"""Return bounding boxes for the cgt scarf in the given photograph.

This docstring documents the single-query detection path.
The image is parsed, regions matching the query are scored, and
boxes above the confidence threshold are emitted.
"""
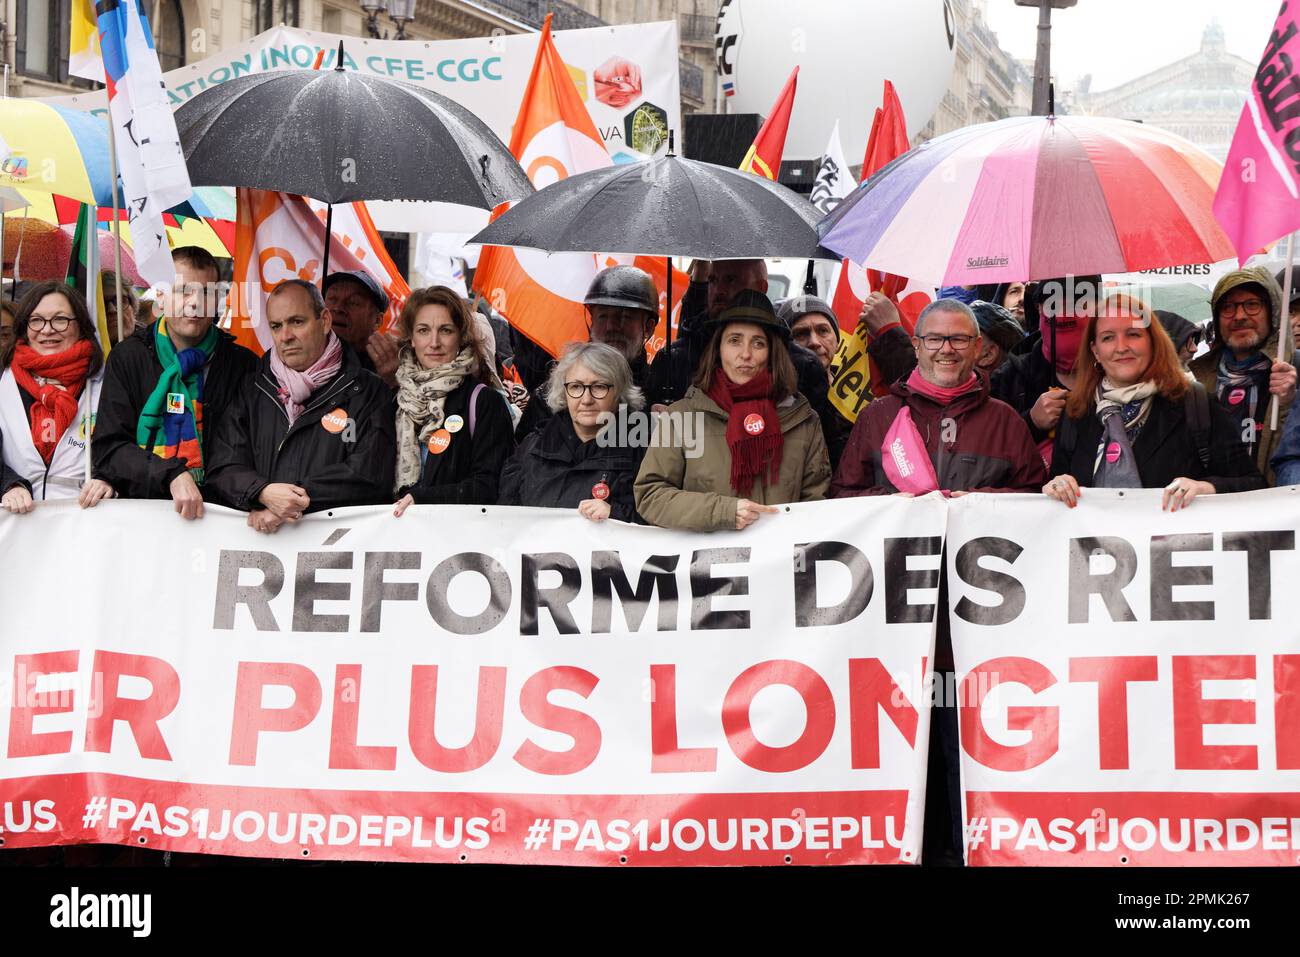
[1092,378,1158,487]
[269,331,343,425]
[706,368,783,497]
[10,340,94,464]
[137,317,218,481]
[394,344,479,493]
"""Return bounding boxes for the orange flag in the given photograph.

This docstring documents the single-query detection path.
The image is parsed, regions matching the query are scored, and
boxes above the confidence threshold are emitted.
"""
[473,14,685,359]
[738,67,798,180]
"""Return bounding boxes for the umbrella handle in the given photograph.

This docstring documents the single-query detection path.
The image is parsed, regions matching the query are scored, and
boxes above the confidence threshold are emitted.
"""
[322,204,334,279]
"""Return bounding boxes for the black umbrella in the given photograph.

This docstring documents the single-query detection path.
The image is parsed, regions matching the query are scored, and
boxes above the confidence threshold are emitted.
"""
[175,44,532,272]
[469,140,835,346]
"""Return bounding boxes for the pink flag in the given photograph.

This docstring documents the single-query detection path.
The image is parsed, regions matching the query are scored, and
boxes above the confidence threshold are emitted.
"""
[1214,2,1300,262]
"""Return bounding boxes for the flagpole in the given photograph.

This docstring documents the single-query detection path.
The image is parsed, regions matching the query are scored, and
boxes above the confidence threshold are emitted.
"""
[106,116,126,346]
[1271,231,1297,432]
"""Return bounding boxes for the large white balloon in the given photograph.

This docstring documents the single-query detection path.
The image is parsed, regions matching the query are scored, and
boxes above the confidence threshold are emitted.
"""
[715,0,958,163]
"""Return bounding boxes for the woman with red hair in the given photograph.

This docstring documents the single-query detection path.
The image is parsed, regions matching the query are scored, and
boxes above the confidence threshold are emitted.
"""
[1044,294,1263,511]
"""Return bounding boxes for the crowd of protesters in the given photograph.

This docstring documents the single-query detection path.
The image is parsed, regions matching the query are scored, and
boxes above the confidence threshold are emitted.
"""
[1,246,1296,531]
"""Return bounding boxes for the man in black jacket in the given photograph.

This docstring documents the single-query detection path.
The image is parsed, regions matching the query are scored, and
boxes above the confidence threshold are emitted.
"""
[93,246,258,518]
[206,280,395,533]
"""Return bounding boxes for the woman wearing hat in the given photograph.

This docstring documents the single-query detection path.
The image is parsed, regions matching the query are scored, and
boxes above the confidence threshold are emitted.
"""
[635,290,831,532]
[0,281,114,512]
[391,286,514,516]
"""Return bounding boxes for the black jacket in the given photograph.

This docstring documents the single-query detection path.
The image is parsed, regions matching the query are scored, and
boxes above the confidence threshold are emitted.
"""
[990,345,1060,444]
[400,377,513,504]
[1050,392,1265,494]
[516,351,650,439]
[498,410,644,522]
[92,322,258,499]
[206,346,396,512]
[0,428,29,494]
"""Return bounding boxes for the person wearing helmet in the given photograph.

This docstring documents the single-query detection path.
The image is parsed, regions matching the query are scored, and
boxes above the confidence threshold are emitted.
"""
[515,265,660,438]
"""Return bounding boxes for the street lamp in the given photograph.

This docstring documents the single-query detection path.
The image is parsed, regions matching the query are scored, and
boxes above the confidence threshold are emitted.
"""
[360,0,416,40]
[1014,0,1078,116]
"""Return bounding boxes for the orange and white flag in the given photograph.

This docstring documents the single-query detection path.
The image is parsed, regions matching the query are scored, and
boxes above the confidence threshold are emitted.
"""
[230,188,410,355]
[473,13,684,359]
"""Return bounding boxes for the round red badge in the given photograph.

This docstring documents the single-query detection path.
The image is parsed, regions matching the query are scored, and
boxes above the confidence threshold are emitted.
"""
[1228,387,1246,405]
[1105,441,1122,464]
[743,413,765,436]
[427,429,451,454]
[591,482,610,500]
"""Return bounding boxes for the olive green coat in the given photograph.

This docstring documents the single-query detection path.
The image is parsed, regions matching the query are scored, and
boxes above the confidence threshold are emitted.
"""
[634,386,831,532]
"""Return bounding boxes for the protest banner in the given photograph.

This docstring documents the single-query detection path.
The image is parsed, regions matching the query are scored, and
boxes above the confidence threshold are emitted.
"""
[0,497,939,865]
[946,488,1300,866]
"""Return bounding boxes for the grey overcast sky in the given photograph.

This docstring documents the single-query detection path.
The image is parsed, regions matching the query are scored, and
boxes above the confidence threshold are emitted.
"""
[981,0,1282,92]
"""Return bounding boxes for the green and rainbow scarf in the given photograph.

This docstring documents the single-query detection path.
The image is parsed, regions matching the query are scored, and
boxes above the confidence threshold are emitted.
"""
[137,318,218,482]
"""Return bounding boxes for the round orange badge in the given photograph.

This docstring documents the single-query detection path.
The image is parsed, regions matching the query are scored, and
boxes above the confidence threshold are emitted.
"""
[743,413,765,436]
[427,429,452,454]
[321,408,349,433]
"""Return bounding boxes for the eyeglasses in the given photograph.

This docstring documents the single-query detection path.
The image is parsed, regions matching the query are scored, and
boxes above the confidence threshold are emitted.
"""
[1219,299,1267,319]
[27,315,74,333]
[565,381,613,399]
[916,334,976,351]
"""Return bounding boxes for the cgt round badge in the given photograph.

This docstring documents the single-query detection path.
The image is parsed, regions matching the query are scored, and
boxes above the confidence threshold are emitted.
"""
[1228,387,1246,405]
[743,412,766,436]
[1105,441,1122,464]
[592,481,610,500]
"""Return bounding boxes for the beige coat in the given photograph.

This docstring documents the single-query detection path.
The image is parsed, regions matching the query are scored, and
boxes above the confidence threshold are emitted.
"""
[634,386,831,531]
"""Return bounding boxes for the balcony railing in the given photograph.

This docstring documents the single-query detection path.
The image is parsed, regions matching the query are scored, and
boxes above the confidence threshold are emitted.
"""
[475,0,605,30]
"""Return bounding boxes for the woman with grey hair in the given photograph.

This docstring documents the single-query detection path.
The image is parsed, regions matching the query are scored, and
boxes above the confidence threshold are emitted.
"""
[498,341,646,522]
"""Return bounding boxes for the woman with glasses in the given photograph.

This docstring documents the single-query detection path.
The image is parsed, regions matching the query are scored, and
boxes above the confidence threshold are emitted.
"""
[1045,294,1263,510]
[0,281,116,512]
[498,342,646,522]
[391,286,514,517]
[635,290,831,532]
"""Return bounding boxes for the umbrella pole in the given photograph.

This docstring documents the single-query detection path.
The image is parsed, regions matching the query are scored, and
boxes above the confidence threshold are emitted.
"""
[1269,231,1297,432]
[322,204,334,279]
[665,256,672,351]
[1050,315,1057,382]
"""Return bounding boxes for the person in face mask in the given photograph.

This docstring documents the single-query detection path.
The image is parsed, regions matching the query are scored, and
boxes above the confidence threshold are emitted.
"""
[990,274,1102,468]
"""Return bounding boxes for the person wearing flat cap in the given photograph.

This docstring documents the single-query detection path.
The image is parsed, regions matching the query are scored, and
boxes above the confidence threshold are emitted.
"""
[635,289,831,532]
[969,299,1024,376]
[323,270,399,389]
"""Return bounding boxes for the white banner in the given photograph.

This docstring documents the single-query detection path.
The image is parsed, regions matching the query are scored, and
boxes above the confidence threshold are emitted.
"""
[0,498,939,865]
[947,488,1300,866]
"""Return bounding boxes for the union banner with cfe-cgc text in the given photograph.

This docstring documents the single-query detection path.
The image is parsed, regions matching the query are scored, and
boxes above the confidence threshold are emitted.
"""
[946,487,1300,867]
[0,498,941,865]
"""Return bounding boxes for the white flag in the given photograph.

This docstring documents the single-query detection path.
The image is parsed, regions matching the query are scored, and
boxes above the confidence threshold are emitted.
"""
[809,120,855,216]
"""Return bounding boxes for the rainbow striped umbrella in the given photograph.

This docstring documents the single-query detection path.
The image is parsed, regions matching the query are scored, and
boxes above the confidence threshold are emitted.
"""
[817,115,1236,285]
[0,100,118,205]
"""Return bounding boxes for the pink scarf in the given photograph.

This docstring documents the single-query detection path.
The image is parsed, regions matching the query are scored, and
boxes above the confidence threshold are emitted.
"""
[269,331,344,424]
[906,368,978,404]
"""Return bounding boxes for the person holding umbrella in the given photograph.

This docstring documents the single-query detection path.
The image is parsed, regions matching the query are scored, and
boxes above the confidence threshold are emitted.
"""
[991,274,1103,467]
[1188,267,1297,484]
[499,341,645,523]
[391,286,514,517]
[323,270,399,389]
[92,247,258,518]
[206,279,395,531]
[1044,294,1263,510]
[0,281,112,511]
[635,290,830,531]
[514,265,660,439]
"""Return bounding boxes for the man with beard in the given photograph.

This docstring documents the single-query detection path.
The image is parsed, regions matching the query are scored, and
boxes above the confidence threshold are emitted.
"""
[1190,267,1296,483]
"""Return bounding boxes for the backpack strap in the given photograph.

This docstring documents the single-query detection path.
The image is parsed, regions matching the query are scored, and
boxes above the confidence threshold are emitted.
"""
[468,382,487,439]
[1184,381,1212,471]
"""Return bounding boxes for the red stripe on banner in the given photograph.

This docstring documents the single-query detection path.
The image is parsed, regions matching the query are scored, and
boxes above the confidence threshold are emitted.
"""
[0,774,917,866]
[964,791,1300,866]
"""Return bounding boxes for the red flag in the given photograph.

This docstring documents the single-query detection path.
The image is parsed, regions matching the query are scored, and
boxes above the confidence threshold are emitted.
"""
[739,67,798,180]
[829,80,930,400]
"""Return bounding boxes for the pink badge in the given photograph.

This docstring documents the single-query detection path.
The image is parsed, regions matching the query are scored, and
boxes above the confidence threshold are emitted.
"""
[1105,442,1122,464]
[1228,387,1246,405]
[743,413,765,436]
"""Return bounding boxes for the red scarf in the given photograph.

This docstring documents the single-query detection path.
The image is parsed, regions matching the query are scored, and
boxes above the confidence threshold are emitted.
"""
[906,368,978,404]
[706,368,784,497]
[10,340,94,464]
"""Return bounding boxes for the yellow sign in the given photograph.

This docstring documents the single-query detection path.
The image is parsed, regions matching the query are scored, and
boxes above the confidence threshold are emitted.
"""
[827,327,874,423]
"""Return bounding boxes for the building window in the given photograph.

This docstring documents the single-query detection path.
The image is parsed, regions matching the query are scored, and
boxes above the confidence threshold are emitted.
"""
[255,0,300,33]
[16,0,66,82]
[155,0,186,73]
